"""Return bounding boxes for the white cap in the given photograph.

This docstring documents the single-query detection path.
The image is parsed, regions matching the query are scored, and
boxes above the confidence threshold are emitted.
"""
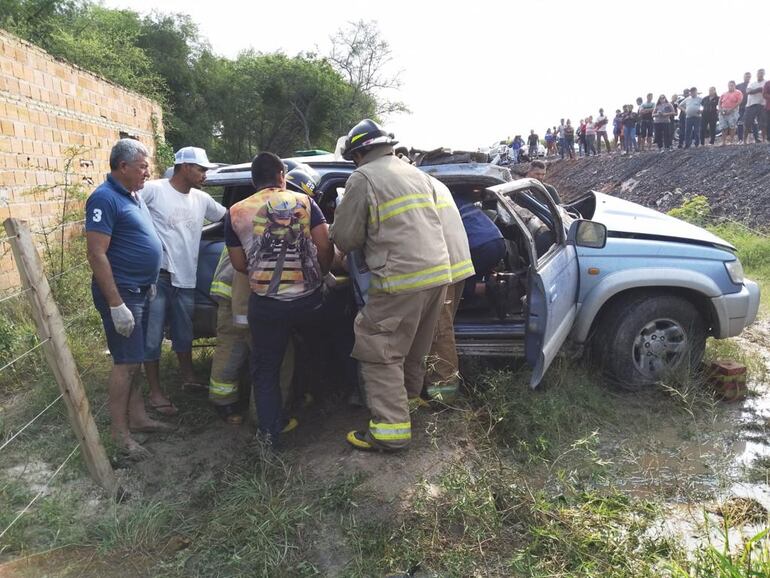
[174,146,217,168]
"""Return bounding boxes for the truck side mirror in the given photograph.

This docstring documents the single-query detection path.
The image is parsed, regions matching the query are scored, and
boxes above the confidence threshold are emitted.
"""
[568,220,607,249]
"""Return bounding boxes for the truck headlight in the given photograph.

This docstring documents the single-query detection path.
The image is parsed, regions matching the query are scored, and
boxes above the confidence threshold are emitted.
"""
[725,259,744,285]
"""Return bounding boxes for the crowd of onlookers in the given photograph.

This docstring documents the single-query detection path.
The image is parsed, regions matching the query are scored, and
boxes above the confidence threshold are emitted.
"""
[502,68,768,163]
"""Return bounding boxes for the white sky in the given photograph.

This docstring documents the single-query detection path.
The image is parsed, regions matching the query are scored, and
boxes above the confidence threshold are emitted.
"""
[104,0,768,153]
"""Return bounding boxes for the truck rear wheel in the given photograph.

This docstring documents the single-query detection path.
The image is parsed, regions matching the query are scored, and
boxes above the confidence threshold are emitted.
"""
[593,294,706,390]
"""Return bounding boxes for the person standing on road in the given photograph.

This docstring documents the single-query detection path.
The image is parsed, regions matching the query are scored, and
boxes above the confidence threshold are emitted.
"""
[527,130,539,159]
[563,119,576,159]
[596,108,611,154]
[763,74,770,142]
[140,147,225,416]
[700,87,720,146]
[653,95,675,151]
[612,109,623,151]
[680,87,703,148]
[735,71,752,143]
[743,68,766,144]
[330,119,451,452]
[226,152,333,447]
[638,93,656,151]
[719,80,743,146]
[621,104,639,155]
[584,116,598,156]
[86,139,167,459]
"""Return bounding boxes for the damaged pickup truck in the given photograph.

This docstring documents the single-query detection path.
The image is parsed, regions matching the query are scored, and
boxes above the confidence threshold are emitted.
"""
[195,153,760,390]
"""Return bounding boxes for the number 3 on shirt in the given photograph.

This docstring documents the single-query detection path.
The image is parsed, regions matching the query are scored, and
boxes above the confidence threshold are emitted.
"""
[92,208,102,223]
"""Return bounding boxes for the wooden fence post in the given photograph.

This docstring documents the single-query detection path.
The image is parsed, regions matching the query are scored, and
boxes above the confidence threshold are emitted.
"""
[3,218,117,495]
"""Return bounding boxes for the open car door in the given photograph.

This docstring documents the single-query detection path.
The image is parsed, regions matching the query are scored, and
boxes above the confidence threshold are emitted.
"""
[489,179,579,387]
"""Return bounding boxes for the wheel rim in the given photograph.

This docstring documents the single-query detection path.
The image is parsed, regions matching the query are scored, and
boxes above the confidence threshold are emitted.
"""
[631,318,689,380]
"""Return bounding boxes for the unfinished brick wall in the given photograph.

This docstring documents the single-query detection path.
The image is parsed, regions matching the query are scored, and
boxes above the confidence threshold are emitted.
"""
[0,30,163,290]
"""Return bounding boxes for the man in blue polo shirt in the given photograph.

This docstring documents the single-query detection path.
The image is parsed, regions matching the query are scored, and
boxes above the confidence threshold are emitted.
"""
[86,138,166,459]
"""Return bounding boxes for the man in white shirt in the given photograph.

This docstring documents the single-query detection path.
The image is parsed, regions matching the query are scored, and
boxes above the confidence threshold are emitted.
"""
[141,146,226,415]
[743,68,766,144]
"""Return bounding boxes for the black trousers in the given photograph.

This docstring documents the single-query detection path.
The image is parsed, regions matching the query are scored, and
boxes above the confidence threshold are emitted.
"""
[701,114,717,145]
[654,123,672,149]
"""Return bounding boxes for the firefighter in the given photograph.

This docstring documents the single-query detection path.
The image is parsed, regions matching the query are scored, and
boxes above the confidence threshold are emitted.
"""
[330,119,452,452]
[423,176,474,404]
[208,167,320,425]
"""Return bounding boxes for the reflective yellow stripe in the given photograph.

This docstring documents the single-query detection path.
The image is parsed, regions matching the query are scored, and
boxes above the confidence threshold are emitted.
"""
[350,132,366,143]
[369,420,411,441]
[210,280,232,299]
[370,263,452,293]
[370,194,435,223]
[209,379,237,396]
[450,259,475,282]
[435,202,451,210]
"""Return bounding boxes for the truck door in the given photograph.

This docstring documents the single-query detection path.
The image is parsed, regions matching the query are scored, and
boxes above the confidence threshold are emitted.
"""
[491,179,580,387]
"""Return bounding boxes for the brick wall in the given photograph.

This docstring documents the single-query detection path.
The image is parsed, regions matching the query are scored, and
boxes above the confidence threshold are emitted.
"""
[0,30,163,290]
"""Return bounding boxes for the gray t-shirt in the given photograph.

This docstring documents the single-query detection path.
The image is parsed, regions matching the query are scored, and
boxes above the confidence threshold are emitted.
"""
[653,102,674,123]
[680,96,703,117]
[140,179,226,288]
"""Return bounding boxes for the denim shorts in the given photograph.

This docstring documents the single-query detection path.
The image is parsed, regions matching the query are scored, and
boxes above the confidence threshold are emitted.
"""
[720,109,739,129]
[144,271,195,361]
[92,281,150,365]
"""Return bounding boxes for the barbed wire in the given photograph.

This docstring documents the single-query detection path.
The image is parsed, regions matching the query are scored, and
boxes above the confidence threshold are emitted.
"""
[31,219,86,236]
[0,286,33,305]
[0,234,17,244]
[0,443,80,541]
[47,260,88,283]
[0,394,64,453]
[0,338,51,374]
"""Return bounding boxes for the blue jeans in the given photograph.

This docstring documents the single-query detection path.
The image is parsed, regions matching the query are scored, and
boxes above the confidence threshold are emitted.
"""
[92,281,150,365]
[678,115,686,147]
[144,271,195,361]
[623,126,637,153]
[684,116,701,148]
[248,289,324,443]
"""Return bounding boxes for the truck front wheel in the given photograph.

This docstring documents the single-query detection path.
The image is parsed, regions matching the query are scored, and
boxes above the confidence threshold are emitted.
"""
[593,294,706,390]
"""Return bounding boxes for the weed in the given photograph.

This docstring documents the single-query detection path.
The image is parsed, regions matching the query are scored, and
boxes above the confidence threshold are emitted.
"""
[668,524,770,577]
[92,500,178,555]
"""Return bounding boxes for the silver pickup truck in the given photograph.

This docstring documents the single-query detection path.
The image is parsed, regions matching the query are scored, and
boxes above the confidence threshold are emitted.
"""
[195,157,760,390]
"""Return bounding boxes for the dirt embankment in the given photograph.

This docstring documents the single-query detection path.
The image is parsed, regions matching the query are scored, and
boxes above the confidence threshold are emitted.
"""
[531,145,770,227]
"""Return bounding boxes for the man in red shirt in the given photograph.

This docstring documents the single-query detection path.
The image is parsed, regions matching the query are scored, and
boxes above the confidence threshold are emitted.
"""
[719,81,743,145]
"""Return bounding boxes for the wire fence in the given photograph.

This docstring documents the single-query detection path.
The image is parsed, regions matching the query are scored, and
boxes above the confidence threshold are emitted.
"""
[0,219,108,542]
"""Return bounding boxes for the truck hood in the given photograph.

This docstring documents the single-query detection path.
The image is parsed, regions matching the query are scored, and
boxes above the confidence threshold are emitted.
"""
[590,192,734,250]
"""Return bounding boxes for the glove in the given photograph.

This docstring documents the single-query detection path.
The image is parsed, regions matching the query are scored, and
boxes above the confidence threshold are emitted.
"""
[148,284,157,301]
[110,303,135,338]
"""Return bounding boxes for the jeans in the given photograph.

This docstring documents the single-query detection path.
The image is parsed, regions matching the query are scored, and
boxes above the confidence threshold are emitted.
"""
[144,271,195,361]
[558,137,566,159]
[248,289,323,443]
[677,115,686,147]
[701,114,717,145]
[464,238,507,300]
[564,136,575,158]
[585,134,597,156]
[655,122,672,149]
[684,116,701,148]
[623,126,637,153]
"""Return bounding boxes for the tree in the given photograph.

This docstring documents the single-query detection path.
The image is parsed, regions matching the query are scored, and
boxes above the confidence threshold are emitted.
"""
[327,19,408,129]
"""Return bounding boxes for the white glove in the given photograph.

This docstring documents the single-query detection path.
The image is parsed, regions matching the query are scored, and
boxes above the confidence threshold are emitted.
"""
[110,303,135,338]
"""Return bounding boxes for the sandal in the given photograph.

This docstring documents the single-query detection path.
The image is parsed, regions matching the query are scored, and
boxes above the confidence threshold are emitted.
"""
[149,400,178,416]
[214,403,243,425]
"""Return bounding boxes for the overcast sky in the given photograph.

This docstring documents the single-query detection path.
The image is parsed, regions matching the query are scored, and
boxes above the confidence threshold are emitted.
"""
[104,0,768,153]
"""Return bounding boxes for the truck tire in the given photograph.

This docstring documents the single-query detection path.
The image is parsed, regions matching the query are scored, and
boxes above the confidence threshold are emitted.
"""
[592,294,706,390]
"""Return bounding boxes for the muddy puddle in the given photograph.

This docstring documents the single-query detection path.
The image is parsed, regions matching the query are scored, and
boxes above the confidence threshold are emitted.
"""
[609,318,770,554]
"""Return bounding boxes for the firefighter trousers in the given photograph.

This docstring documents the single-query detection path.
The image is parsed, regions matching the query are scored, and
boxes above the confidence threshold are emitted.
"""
[424,280,465,402]
[352,284,447,450]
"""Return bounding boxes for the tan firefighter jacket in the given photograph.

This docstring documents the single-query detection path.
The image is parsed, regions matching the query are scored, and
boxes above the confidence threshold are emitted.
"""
[429,176,475,284]
[330,146,452,295]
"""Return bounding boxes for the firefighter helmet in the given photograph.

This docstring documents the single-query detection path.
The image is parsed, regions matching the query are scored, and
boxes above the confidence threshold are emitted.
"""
[341,119,398,161]
[285,167,321,202]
